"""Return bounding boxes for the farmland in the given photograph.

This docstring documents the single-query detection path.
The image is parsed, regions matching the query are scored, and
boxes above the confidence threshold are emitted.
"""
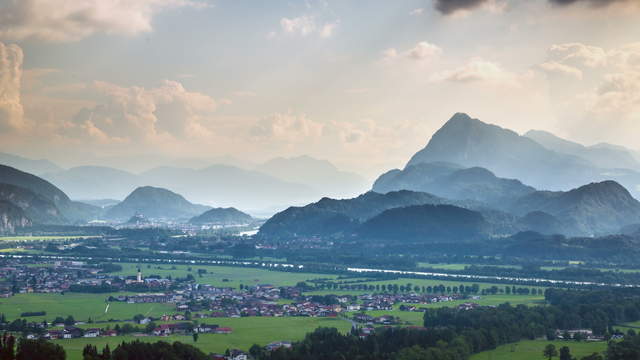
[55,317,351,360]
[469,340,606,360]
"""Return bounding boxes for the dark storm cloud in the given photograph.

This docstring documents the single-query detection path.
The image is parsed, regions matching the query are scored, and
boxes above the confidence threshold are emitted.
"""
[548,0,628,5]
[434,0,488,15]
[433,0,631,15]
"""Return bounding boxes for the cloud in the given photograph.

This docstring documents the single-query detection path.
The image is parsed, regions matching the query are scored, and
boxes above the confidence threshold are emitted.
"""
[0,0,208,42]
[549,43,608,67]
[410,8,425,15]
[433,0,634,15]
[250,112,324,144]
[407,42,443,60]
[279,16,338,38]
[538,61,583,79]
[63,79,219,143]
[0,42,25,131]
[548,0,630,6]
[383,41,442,62]
[434,0,488,15]
[433,57,528,86]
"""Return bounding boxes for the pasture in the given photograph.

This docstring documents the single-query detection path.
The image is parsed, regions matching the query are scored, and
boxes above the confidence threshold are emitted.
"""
[55,317,351,360]
[469,340,606,360]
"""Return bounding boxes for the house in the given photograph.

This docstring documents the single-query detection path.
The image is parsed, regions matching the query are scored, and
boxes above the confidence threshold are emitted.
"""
[84,328,101,337]
[215,327,233,334]
[228,349,248,360]
[265,341,292,351]
[196,324,219,333]
[63,326,83,339]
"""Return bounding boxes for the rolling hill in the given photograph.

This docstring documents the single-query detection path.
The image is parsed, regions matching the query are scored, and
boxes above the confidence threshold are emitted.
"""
[105,186,211,221]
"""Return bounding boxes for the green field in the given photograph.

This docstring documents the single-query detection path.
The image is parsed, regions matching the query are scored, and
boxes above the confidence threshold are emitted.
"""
[470,340,606,360]
[417,263,521,270]
[0,293,175,322]
[55,317,351,360]
[115,263,338,289]
[0,236,99,242]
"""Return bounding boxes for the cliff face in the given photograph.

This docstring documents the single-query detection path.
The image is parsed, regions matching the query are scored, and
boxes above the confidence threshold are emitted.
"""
[0,200,31,234]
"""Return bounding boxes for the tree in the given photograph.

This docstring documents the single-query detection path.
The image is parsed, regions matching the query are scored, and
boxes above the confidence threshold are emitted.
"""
[559,346,572,360]
[544,344,558,360]
[16,339,65,360]
[64,315,75,326]
[192,333,199,343]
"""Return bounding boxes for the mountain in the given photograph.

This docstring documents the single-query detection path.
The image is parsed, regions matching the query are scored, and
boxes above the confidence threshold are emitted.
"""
[189,207,253,225]
[0,153,62,175]
[525,130,640,170]
[258,190,450,240]
[0,165,101,222]
[515,211,566,235]
[42,166,140,200]
[0,200,31,234]
[358,204,489,242]
[256,156,368,199]
[105,186,211,221]
[373,162,535,208]
[511,181,640,236]
[140,165,316,213]
[406,113,640,195]
[0,183,65,224]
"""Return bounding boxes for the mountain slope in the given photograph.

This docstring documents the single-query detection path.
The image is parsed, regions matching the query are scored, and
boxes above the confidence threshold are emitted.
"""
[406,113,640,194]
[0,200,31,234]
[43,166,140,200]
[140,165,316,213]
[0,165,101,222]
[105,186,211,221]
[0,152,62,175]
[525,130,640,170]
[256,155,368,199]
[189,208,253,225]
[373,162,535,208]
[258,190,450,240]
[511,181,640,236]
[0,183,65,224]
[358,204,489,242]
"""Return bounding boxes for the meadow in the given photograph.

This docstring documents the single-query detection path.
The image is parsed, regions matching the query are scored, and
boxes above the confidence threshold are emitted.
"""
[114,262,339,289]
[0,292,175,322]
[55,317,351,360]
[469,340,606,360]
[0,236,99,242]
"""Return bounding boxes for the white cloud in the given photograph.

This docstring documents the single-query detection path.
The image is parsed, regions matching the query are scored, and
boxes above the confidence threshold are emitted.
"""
[63,79,220,143]
[538,61,583,79]
[382,41,442,62]
[433,57,528,86]
[410,8,425,15]
[319,22,339,38]
[0,42,25,131]
[0,0,208,42]
[549,43,608,68]
[407,42,443,60]
[280,16,316,36]
[279,16,338,38]
[250,112,324,144]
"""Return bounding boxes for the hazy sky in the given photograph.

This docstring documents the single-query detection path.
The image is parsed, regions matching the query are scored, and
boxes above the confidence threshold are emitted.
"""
[0,0,639,177]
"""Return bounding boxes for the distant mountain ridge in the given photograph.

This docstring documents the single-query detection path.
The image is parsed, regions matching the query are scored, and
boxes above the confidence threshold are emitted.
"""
[373,162,535,208]
[511,181,640,236]
[105,186,211,221]
[0,153,62,175]
[189,207,253,225]
[525,130,640,171]
[406,113,640,196]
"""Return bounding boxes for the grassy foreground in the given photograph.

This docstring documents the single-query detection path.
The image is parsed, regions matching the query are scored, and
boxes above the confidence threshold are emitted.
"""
[470,340,606,360]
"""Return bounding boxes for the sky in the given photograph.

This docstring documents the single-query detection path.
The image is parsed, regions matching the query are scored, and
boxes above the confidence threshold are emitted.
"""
[0,0,639,178]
